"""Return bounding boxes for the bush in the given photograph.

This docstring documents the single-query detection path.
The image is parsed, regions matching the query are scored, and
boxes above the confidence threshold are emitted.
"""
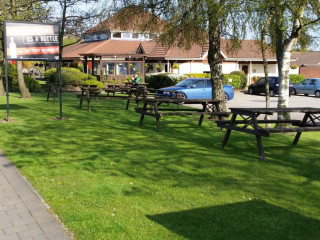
[185,73,211,78]
[223,74,241,89]
[146,73,187,89]
[289,74,305,84]
[83,79,104,88]
[230,71,248,89]
[1,63,40,92]
[44,67,96,85]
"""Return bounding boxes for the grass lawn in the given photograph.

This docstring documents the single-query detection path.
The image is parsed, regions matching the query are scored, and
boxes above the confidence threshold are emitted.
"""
[0,93,320,240]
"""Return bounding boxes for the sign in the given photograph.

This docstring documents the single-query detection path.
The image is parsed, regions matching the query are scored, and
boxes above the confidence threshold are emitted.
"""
[4,21,60,61]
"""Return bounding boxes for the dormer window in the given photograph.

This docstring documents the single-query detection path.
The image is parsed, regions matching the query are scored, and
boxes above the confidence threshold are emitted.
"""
[122,32,131,39]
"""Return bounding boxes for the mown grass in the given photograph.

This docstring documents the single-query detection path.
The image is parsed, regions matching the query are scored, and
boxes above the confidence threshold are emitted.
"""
[0,93,320,240]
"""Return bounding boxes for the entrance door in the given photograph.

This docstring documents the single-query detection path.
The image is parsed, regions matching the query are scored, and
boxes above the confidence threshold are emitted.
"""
[242,65,248,75]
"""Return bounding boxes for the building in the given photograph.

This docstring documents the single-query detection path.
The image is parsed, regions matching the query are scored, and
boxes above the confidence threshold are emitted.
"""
[62,6,297,85]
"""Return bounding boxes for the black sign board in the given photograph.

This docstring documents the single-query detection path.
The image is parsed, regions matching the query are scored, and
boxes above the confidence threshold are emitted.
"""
[4,21,60,61]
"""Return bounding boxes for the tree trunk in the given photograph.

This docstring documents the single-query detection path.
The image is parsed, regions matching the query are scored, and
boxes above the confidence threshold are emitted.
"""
[0,61,5,96]
[16,61,31,98]
[207,4,226,112]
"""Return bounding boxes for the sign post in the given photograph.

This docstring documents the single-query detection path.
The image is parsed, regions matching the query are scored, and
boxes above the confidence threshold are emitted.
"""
[3,21,62,120]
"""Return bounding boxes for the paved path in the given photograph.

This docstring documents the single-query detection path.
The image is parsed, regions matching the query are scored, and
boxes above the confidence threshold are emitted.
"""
[0,152,72,240]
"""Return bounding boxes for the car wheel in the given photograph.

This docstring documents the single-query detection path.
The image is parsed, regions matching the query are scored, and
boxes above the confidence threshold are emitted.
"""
[293,88,297,95]
[177,92,187,99]
[315,91,320,98]
[269,89,275,97]
[224,93,229,102]
[249,88,253,95]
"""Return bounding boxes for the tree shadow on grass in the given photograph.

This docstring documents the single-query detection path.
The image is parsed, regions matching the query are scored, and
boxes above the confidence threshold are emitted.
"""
[0,104,28,110]
[147,200,320,240]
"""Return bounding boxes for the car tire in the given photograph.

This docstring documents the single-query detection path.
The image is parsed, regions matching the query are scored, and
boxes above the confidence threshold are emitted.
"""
[225,93,229,102]
[177,92,187,99]
[293,88,297,95]
[269,89,275,97]
[315,91,320,98]
[249,88,253,95]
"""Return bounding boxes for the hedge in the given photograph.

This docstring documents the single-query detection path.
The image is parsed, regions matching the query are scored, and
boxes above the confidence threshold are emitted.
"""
[83,79,104,88]
[1,63,40,92]
[185,73,210,78]
[224,74,241,89]
[230,71,248,89]
[146,73,186,89]
[44,67,96,85]
[289,74,305,84]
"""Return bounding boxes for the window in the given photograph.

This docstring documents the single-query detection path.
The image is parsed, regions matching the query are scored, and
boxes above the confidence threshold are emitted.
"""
[112,32,121,38]
[130,63,142,75]
[122,32,131,39]
[193,80,205,88]
[103,63,115,75]
[310,79,317,85]
[132,33,139,39]
[300,79,309,85]
[117,62,129,75]
[206,80,212,87]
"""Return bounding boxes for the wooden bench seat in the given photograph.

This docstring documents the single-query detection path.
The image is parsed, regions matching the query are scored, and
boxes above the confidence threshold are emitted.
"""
[216,119,301,126]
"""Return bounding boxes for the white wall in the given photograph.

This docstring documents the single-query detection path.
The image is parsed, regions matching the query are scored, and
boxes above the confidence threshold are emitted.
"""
[250,63,278,78]
[179,62,210,74]
[222,62,239,73]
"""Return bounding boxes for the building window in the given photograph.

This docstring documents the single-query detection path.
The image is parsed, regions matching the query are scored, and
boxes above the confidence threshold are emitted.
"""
[112,32,121,38]
[122,32,131,39]
[117,62,129,75]
[132,33,139,39]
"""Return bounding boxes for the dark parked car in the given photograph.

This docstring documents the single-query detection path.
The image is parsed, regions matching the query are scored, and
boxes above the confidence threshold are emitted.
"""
[248,77,293,97]
[293,78,320,98]
[155,78,234,101]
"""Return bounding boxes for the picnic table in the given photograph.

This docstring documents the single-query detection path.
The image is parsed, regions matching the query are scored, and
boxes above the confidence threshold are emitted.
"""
[217,107,320,160]
[135,98,229,133]
[77,85,153,112]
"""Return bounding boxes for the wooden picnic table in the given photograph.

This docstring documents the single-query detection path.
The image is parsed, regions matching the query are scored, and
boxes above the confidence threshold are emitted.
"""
[77,86,154,112]
[217,107,320,160]
[135,98,229,133]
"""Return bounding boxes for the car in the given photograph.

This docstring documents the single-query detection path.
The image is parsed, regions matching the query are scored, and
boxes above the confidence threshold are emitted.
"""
[155,78,234,101]
[293,78,320,98]
[248,77,294,97]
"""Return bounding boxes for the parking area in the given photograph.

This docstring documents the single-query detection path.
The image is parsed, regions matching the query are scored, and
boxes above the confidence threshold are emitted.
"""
[227,90,319,119]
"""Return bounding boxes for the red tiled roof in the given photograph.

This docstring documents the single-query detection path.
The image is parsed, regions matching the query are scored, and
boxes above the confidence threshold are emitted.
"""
[221,39,276,60]
[62,39,143,58]
[291,52,320,66]
[62,38,280,61]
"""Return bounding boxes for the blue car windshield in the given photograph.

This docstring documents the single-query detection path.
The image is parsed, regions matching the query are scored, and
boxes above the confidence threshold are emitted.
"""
[176,79,195,87]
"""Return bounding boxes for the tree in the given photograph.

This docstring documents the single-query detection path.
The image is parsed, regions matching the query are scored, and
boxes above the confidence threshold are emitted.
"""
[0,0,48,98]
[47,0,100,49]
[266,0,320,119]
[113,1,248,111]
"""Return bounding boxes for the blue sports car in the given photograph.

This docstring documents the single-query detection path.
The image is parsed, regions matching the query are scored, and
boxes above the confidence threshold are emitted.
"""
[155,78,234,101]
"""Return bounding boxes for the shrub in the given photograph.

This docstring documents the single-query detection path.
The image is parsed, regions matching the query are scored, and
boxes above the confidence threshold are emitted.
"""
[146,73,187,89]
[44,67,96,85]
[185,73,211,78]
[1,63,40,92]
[291,64,298,69]
[156,64,163,72]
[230,71,248,89]
[83,79,104,88]
[172,63,179,69]
[289,74,305,84]
[223,74,241,89]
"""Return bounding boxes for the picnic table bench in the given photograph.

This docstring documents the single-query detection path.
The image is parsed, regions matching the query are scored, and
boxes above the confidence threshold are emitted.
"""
[77,86,154,112]
[217,107,320,160]
[135,98,229,133]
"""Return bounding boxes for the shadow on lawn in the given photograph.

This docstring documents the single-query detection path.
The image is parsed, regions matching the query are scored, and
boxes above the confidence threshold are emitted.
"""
[0,104,28,110]
[147,200,320,240]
